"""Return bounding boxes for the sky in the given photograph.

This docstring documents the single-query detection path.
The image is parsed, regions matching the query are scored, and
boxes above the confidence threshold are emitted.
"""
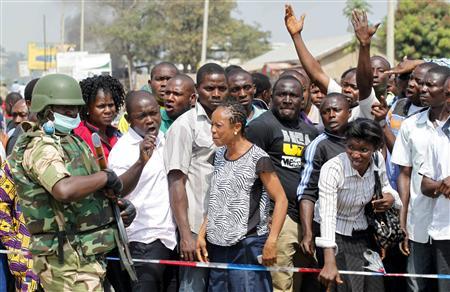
[0,0,389,54]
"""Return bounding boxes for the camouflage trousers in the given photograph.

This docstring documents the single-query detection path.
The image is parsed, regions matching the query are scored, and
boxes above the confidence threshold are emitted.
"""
[32,242,106,292]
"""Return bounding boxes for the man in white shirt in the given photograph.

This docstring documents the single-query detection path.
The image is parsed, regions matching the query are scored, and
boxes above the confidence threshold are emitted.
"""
[392,66,450,292]
[164,63,228,292]
[419,77,450,292]
[109,91,177,291]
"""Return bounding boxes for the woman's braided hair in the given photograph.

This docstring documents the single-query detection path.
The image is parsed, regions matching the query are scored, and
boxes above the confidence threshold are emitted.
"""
[217,100,247,136]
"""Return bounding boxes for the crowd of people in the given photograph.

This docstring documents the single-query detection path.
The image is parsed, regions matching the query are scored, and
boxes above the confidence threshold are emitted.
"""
[0,5,449,292]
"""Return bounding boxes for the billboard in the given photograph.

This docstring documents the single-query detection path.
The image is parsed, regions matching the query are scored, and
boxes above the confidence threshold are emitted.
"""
[56,52,112,81]
[27,43,57,70]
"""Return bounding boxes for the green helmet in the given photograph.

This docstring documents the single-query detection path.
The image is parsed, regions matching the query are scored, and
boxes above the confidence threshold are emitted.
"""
[30,74,85,113]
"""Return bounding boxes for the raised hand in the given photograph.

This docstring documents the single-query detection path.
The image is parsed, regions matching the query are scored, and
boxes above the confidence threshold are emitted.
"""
[351,9,380,46]
[371,95,389,122]
[139,134,156,163]
[284,4,305,36]
[386,58,424,75]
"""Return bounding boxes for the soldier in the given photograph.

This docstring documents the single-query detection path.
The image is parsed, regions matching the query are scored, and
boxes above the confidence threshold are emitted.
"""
[9,74,147,291]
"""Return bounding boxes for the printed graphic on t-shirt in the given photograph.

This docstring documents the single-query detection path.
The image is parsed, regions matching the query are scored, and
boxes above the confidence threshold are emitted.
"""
[281,129,310,169]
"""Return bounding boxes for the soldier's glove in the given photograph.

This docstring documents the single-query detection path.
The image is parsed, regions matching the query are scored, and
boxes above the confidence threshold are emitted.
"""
[118,199,137,227]
[103,169,123,197]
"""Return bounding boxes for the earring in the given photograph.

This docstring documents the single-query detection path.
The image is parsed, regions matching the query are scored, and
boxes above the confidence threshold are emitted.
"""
[234,131,237,135]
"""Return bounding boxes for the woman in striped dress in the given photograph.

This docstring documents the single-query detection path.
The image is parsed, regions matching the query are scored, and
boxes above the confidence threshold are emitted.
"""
[196,101,288,292]
[315,118,402,292]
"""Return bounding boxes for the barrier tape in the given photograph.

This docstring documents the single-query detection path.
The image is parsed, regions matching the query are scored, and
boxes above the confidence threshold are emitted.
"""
[1,249,450,280]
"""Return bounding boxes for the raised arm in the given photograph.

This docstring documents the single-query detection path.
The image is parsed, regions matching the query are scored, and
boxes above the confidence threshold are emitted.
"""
[386,58,425,75]
[118,134,155,196]
[284,4,329,92]
[371,95,397,152]
[352,10,380,101]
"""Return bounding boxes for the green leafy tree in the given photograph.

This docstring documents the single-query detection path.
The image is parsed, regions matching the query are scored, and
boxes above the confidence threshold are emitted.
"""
[343,0,372,30]
[342,0,372,52]
[67,0,270,84]
[93,1,165,88]
[160,0,270,71]
[376,0,450,59]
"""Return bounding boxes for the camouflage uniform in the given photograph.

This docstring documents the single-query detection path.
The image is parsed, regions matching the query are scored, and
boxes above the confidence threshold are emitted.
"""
[9,123,117,291]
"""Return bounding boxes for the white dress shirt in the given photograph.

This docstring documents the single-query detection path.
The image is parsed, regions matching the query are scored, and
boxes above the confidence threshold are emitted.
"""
[109,128,177,250]
[391,109,437,243]
[419,120,450,240]
[315,152,401,249]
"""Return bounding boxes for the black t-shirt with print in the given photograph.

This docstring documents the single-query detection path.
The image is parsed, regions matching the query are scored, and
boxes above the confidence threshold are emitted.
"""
[246,110,319,222]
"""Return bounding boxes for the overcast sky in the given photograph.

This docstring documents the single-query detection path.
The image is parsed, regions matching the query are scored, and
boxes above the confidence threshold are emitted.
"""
[1,0,388,54]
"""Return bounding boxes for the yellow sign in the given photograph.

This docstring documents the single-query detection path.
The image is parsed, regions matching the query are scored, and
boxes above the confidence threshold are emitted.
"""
[27,43,57,70]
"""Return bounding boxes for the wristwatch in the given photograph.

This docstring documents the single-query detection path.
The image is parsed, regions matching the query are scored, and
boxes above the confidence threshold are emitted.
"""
[378,119,387,128]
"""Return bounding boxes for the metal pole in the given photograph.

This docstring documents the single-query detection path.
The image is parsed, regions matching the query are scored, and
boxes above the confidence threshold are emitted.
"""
[200,0,209,66]
[80,0,85,51]
[43,15,47,72]
[60,8,66,48]
[387,0,395,65]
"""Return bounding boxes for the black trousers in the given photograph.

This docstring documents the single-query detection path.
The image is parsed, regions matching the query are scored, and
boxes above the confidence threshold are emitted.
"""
[129,240,178,292]
[315,224,384,292]
[433,240,450,292]
[104,248,132,292]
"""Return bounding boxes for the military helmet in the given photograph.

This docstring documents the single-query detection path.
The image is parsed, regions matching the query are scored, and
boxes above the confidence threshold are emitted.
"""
[30,74,85,113]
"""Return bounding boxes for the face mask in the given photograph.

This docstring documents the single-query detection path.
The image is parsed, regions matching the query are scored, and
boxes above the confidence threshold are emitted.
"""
[53,112,81,134]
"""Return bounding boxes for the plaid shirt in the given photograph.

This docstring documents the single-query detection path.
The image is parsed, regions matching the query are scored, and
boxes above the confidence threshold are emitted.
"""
[0,160,39,291]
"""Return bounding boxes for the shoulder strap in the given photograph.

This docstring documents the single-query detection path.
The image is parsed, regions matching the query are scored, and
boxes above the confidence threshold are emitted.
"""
[373,153,382,200]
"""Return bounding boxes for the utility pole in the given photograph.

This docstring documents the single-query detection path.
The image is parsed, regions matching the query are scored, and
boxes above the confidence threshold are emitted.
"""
[43,14,47,72]
[200,0,209,67]
[387,0,395,66]
[80,0,85,51]
[60,2,65,46]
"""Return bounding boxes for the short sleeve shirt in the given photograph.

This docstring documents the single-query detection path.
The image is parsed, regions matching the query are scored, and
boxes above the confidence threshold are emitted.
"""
[391,109,436,243]
[206,145,274,246]
[246,110,318,222]
[419,120,450,240]
[164,102,216,234]
[22,135,70,193]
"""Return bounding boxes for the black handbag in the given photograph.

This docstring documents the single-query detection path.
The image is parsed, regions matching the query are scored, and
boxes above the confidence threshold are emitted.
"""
[365,154,405,249]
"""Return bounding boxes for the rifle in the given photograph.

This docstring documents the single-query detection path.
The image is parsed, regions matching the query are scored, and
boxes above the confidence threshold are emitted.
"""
[91,132,137,282]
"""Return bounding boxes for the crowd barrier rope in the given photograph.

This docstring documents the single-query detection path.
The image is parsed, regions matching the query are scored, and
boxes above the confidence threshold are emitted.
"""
[1,249,450,280]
